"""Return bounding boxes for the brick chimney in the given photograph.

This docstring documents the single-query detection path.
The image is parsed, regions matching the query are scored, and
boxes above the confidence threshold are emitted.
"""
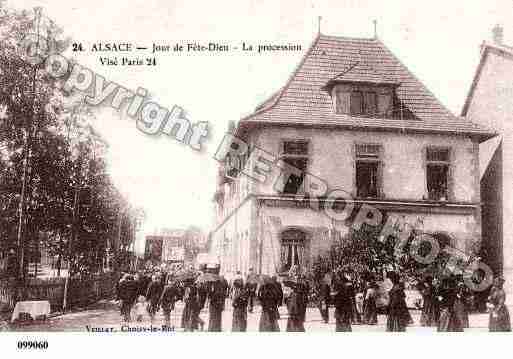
[493,24,504,45]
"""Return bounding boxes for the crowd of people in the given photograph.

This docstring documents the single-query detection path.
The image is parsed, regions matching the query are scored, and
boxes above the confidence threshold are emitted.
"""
[417,274,511,332]
[114,264,511,332]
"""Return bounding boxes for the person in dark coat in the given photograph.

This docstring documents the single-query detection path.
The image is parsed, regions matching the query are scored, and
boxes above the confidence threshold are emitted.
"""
[346,277,361,324]
[362,281,378,325]
[160,278,180,327]
[181,280,201,331]
[437,276,463,332]
[297,275,309,325]
[271,275,284,320]
[317,275,331,324]
[208,276,228,331]
[386,272,408,332]
[258,278,281,332]
[160,271,168,287]
[286,282,306,332]
[246,268,258,313]
[137,272,151,297]
[419,276,439,327]
[488,277,511,332]
[196,281,210,313]
[454,278,470,329]
[146,275,164,322]
[118,274,139,323]
[333,272,352,332]
[231,278,249,331]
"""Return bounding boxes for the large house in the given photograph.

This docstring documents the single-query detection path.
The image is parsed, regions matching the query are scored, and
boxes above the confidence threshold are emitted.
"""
[211,32,495,278]
[462,24,513,303]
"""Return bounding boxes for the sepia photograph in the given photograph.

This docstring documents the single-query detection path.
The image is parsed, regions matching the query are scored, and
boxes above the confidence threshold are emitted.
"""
[0,0,512,357]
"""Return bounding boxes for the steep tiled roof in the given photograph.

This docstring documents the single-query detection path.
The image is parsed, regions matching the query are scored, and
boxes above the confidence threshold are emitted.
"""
[326,59,398,86]
[239,34,495,140]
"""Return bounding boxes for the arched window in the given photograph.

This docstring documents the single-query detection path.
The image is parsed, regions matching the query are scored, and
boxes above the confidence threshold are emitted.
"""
[280,229,306,272]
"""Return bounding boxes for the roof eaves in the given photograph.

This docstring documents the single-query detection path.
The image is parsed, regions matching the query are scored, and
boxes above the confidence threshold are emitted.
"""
[240,118,498,142]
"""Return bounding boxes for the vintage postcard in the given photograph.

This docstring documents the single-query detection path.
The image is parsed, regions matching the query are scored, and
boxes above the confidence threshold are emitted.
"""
[0,0,512,356]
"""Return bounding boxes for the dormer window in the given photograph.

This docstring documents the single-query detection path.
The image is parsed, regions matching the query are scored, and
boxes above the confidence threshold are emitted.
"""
[350,91,363,115]
[325,60,398,118]
[332,84,392,117]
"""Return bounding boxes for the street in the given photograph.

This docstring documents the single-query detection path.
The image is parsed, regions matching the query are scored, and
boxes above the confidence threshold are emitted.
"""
[5,300,491,333]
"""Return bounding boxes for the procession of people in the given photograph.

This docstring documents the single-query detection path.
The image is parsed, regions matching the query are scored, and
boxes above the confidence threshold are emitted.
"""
[114,263,511,333]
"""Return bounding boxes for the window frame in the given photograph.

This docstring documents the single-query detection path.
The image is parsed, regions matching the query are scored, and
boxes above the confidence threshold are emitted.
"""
[354,142,383,199]
[279,139,310,196]
[333,84,394,117]
[425,146,451,201]
[350,90,364,115]
[280,228,307,272]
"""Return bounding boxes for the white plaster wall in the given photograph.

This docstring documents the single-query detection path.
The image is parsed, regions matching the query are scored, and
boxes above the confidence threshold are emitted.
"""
[465,49,513,302]
[251,127,479,203]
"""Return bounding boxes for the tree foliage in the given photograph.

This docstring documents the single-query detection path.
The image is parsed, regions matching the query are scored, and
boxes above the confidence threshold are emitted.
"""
[0,4,143,278]
[312,216,481,285]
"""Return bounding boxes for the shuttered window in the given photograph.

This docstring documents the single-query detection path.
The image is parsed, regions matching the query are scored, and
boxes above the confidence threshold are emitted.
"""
[364,92,377,115]
[350,91,363,115]
[335,90,350,114]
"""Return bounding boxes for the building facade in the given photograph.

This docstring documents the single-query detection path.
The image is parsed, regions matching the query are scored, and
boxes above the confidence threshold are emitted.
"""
[211,33,494,279]
[462,25,513,303]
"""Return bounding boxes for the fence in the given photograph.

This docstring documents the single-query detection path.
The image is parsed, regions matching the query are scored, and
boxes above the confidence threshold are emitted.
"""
[0,272,119,313]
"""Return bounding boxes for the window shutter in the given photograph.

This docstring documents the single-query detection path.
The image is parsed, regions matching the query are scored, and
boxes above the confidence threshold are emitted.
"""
[364,92,377,116]
[378,93,392,116]
[336,91,350,114]
[350,91,363,115]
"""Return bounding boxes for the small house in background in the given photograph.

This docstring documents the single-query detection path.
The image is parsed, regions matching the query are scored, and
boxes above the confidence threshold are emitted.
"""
[143,227,205,267]
[462,24,513,303]
[211,31,494,278]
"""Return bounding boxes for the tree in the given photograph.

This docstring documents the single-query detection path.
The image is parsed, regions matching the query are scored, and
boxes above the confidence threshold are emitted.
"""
[0,4,143,279]
[313,214,482,286]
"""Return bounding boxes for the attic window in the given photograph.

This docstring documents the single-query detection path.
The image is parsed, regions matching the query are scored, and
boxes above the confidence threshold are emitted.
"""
[333,84,392,117]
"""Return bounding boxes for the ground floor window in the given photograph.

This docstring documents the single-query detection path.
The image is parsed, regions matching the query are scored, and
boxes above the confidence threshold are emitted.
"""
[280,229,306,272]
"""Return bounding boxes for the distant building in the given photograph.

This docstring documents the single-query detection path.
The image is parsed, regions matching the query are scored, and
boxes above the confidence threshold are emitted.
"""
[144,228,204,266]
[462,24,513,302]
[211,32,494,278]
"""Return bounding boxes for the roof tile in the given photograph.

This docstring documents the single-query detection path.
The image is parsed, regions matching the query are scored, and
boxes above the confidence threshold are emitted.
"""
[240,34,495,139]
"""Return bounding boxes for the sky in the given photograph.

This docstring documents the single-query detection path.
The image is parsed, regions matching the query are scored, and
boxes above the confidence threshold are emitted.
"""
[7,0,513,252]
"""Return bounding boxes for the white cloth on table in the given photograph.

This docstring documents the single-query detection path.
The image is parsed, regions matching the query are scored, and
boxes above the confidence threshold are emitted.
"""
[11,301,51,322]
